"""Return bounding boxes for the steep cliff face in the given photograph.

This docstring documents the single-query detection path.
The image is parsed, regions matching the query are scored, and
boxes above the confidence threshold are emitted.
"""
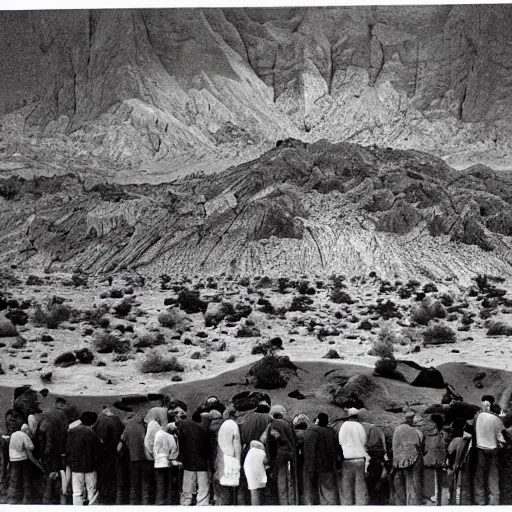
[0,6,511,172]
[2,139,512,281]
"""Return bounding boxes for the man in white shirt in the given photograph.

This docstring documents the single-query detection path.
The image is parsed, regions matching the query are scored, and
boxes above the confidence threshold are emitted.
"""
[8,424,36,504]
[474,396,505,505]
[338,408,369,505]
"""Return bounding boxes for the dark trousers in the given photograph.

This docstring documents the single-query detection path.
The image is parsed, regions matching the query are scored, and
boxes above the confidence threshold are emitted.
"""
[116,456,130,505]
[366,455,386,505]
[303,469,339,505]
[276,461,296,505]
[155,467,174,505]
[97,454,117,504]
[340,459,369,505]
[42,473,65,505]
[474,448,499,505]
[8,460,31,504]
[393,458,423,506]
[213,479,234,505]
[129,460,153,505]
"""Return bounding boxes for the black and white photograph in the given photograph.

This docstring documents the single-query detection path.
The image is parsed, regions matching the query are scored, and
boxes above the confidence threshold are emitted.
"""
[1,0,512,506]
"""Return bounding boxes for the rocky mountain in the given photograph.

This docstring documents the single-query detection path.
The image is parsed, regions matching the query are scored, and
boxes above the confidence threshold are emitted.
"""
[2,138,512,281]
[1,6,512,174]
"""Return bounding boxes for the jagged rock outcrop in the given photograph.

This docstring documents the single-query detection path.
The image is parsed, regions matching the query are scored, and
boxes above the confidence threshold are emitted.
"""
[2,139,512,281]
[1,6,512,171]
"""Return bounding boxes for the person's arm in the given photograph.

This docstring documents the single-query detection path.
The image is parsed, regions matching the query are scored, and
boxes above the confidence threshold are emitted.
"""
[24,436,44,473]
[233,426,242,462]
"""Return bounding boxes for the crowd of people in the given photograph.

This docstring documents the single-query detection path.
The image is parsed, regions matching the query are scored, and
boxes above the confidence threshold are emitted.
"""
[2,388,512,506]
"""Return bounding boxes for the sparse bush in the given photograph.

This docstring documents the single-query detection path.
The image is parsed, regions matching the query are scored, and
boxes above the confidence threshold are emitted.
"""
[158,308,186,330]
[257,298,275,314]
[225,304,252,322]
[114,299,132,317]
[110,289,124,299]
[330,274,346,289]
[289,295,313,312]
[5,309,28,326]
[26,275,43,286]
[139,350,185,374]
[239,277,251,287]
[236,325,261,338]
[410,298,446,326]
[256,276,273,289]
[134,332,166,348]
[486,321,512,336]
[71,274,88,287]
[370,326,398,357]
[423,324,456,345]
[32,304,71,329]
[374,356,400,378]
[440,293,454,307]
[250,355,293,389]
[204,302,235,327]
[277,277,289,294]
[330,289,353,304]
[93,332,131,354]
[226,355,236,363]
[75,348,94,364]
[368,300,401,320]
[423,282,438,293]
[358,319,374,331]
[297,281,310,294]
[176,289,207,314]
[98,316,110,329]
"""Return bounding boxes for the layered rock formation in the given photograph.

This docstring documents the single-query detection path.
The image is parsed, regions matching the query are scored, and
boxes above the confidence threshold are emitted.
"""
[2,139,512,281]
[1,6,512,172]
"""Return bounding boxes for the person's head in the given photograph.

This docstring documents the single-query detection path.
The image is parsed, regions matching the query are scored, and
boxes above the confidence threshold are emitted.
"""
[269,405,287,420]
[40,388,49,398]
[346,408,359,421]
[55,397,67,410]
[431,414,444,431]
[481,400,491,413]
[223,406,238,421]
[80,411,98,427]
[161,395,172,408]
[405,411,415,425]
[490,403,502,416]
[20,424,30,434]
[255,400,271,414]
[482,395,495,408]
[315,412,329,428]
[168,400,187,422]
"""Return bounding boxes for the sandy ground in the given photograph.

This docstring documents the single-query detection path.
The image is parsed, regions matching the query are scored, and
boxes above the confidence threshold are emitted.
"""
[1,268,512,397]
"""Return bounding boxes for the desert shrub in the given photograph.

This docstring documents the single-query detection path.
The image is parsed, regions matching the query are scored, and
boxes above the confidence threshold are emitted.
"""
[330,274,346,289]
[423,324,456,345]
[368,300,401,320]
[358,319,374,331]
[474,274,490,293]
[256,276,273,289]
[277,277,289,294]
[398,287,412,299]
[236,325,261,338]
[83,304,110,327]
[374,356,399,378]
[32,304,71,329]
[330,289,353,304]
[75,348,94,364]
[110,289,124,299]
[250,355,294,389]
[71,274,88,287]
[486,321,512,336]
[226,304,252,322]
[370,326,398,357]
[158,308,186,330]
[139,350,184,374]
[289,295,313,312]
[239,277,251,287]
[252,337,283,356]
[114,299,132,317]
[134,332,166,348]
[93,332,131,354]
[5,309,28,326]
[297,281,310,294]
[204,302,235,327]
[410,298,446,325]
[226,355,236,363]
[26,275,43,286]
[379,281,395,294]
[440,293,454,307]
[257,298,275,314]
[98,316,110,329]
[423,282,438,293]
[176,289,207,314]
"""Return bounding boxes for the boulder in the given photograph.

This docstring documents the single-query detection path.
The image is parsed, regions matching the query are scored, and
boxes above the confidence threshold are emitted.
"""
[0,317,17,337]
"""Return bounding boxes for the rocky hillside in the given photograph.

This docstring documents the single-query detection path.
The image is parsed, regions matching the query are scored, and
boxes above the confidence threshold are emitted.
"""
[1,6,512,173]
[2,139,512,280]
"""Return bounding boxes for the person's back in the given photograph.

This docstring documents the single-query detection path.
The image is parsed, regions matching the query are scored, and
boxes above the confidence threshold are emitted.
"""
[339,420,367,460]
[38,408,68,472]
[392,423,423,468]
[238,411,270,450]
[476,411,504,450]
[303,423,338,473]
[177,419,209,472]
[145,407,168,428]
[66,423,101,474]
[9,429,34,463]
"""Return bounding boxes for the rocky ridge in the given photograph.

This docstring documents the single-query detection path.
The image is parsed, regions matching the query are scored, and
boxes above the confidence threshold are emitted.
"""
[2,139,512,281]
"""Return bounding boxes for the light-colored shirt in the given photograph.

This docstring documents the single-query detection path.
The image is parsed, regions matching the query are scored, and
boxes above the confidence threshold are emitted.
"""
[338,420,369,460]
[476,412,505,450]
[153,430,179,468]
[9,431,34,462]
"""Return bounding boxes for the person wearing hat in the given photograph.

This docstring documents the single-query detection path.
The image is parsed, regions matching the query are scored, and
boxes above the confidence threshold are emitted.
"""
[473,394,505,505]
[303,412,342,505]
[392,410,424,505]
[338,408,369,505]
[361,418,388,505]
[65,411,102,506]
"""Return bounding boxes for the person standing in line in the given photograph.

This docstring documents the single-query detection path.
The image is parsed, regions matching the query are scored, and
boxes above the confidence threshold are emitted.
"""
[118,410,149,505]
[361,419,388,505]
[302,412,341,505]
[243,440,267,505]
[292,413,312,505]
[65,412,102,506]
[153,422,181,505]
[215,406,242,505]
[93,407,125,505]
[423,413,448,506]
[338,408,370,505]
[474,396,505,505]
[266,415,297,505]
[170,401,211,506]
[8,423,43,504]
[392,411,424,506]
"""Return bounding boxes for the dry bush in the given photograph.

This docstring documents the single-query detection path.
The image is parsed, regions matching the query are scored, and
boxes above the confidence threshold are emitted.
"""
[32,304,72,329]
[134,332,166,348]
[486,321,512,336]
[139,350,185,374]
[423,323,456,345]
[93,332,131,354]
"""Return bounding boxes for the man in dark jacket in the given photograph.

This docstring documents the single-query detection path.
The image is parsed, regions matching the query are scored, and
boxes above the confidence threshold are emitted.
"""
[303,412,341,505]
[94,407,125,504]
[65,411,102,506]
[37,403,68,504]
[171,401,210,506]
